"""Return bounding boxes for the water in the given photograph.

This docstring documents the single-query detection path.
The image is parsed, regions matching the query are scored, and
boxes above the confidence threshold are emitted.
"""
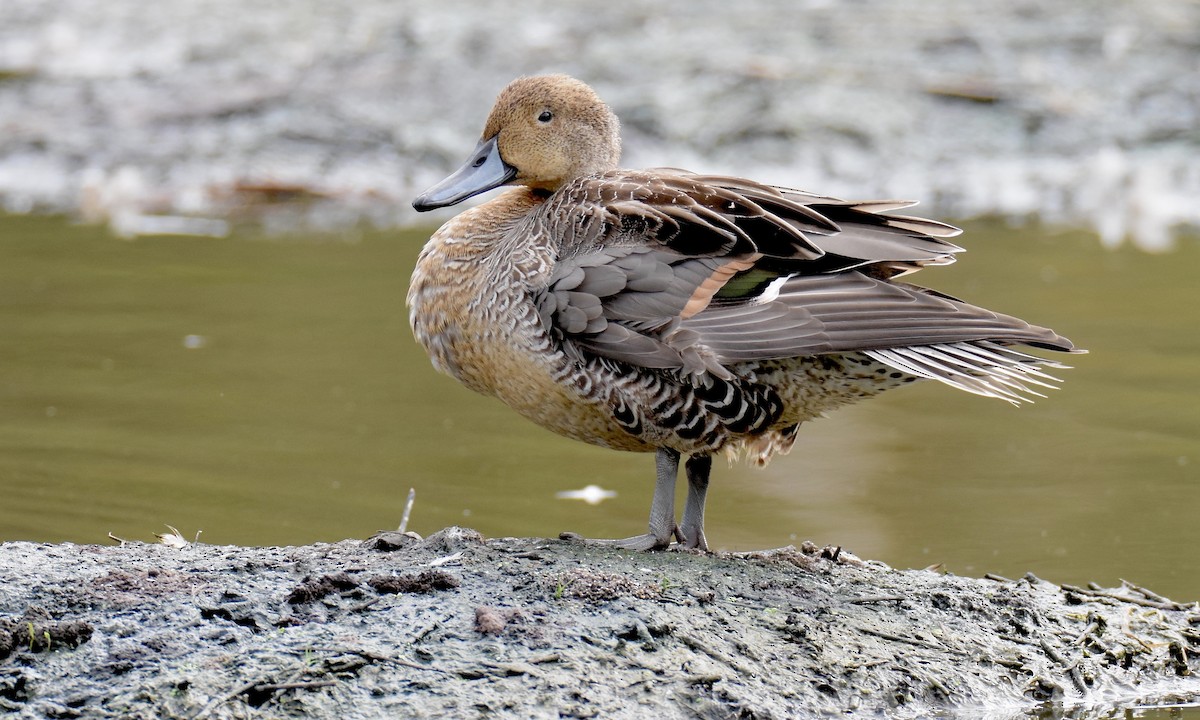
[1,213,1198,608]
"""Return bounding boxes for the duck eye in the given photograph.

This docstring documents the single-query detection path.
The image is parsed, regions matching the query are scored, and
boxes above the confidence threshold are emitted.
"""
[537,110,553,123]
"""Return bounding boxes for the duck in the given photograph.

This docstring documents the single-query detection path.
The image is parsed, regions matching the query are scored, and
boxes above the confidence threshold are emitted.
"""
[408,74,1079,552]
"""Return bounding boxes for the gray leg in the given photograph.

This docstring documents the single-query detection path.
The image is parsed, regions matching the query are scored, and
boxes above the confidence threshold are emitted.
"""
[564,447,680,551]
[645,447,681,544]
[678,454,712,551]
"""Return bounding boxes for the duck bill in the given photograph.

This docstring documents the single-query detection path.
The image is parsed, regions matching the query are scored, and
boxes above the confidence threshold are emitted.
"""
[412,137,517,211]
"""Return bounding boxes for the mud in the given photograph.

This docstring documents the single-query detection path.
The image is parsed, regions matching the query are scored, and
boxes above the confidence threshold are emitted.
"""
[1,528,1198,719]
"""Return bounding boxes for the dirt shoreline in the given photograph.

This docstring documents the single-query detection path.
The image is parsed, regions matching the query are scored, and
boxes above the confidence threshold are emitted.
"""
[1,527,1198,719]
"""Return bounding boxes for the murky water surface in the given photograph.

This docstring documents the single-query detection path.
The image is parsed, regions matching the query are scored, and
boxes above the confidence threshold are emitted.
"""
[2,214,1198,604]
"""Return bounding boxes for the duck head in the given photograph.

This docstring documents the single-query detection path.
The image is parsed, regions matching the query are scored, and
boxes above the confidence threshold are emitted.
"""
[413,74,622,211]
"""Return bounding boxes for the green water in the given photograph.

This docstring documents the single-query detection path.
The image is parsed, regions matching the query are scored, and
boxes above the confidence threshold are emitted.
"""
[1,213,1198,604]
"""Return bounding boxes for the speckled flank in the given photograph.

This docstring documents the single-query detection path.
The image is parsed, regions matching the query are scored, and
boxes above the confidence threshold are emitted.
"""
[410,188,922,464]
[410,188,651,451]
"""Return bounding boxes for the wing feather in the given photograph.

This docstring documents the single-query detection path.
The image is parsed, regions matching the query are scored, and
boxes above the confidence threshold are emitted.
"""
[687,273,1075,361]
[528,170,1077,389]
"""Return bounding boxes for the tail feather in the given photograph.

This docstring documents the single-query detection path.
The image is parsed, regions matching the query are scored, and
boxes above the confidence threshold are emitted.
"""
[865,341,1074,406]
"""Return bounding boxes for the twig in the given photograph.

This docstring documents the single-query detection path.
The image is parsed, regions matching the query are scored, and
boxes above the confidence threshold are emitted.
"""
[429,551,464,567]
[398,488,416,533]
[188,678,262,720]
[846,659,890,670]
[679,634,755,676]
[729,545,798,560]
[1062,584,1196,612]
[318,647,453,675]
[1121,580,1176,606]
[1039,638,1087,694]
[1072,621,1101,645]
[347,597,383,613]
[252,680,337,692]
[849,595,906,605]
[412,615,451,644]
[997,633,1040,647]
[857,626,948,652]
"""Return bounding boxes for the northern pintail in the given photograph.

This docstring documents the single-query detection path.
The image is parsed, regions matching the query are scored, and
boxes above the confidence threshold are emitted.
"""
[409,74,1079,551]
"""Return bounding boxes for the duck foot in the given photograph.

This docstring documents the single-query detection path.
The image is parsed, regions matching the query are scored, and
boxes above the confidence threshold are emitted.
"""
[559,448,683,551]
[676,454,711,552]
[559,448,715,552]
[559,530,679,552]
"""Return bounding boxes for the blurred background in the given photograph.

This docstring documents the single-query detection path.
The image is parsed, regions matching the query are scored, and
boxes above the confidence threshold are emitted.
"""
[1,0,1198,610]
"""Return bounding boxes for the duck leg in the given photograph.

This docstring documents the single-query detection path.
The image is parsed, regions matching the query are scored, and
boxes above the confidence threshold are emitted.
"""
[678,454,712,551]
[611,447,680,550]
[566,447,679,551]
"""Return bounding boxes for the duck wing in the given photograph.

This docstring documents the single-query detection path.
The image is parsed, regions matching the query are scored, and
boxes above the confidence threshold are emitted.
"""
[530,171,1075,391]
[679,172,965,278]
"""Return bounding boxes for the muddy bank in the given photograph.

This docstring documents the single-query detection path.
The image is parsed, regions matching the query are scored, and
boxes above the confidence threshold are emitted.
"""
[1,528,1198,719]
[1,0,1198,248]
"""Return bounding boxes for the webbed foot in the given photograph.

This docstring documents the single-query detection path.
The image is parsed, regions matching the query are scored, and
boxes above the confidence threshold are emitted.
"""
[559,529,679,551]
[559,448,714,553]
